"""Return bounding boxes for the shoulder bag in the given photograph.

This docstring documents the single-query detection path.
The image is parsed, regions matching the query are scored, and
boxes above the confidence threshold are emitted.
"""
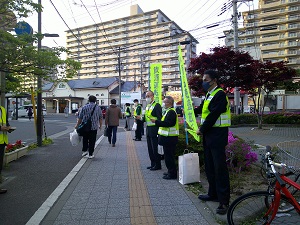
[77,104,97,136]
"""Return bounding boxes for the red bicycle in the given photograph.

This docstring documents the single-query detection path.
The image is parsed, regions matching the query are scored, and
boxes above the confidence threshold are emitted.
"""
[227,144,300,224]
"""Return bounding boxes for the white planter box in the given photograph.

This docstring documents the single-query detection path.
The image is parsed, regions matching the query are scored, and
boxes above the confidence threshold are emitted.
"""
[3,146,28,164]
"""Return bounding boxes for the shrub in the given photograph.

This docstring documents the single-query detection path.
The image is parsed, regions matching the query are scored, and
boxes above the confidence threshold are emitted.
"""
[226,131,258,173]
[231,112,300,125]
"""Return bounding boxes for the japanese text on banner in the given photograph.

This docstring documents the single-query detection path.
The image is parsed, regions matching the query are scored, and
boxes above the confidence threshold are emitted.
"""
[149,63,162,105]
[178,45,200,142]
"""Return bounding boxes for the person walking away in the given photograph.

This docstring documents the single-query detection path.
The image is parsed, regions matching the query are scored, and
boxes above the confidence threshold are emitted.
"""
[26,107,33,121]
[64,106,69,118]
[75,96,102,159]
[143,91,162,170]
[151,96,178,179]
[196,70,231,215]
[133,99,143,141]
[0,105,14,194]
[124,103,131,131]
[105,99,122,147]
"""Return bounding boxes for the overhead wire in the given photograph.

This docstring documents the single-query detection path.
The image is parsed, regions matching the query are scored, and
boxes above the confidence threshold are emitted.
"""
[48,0,99,56]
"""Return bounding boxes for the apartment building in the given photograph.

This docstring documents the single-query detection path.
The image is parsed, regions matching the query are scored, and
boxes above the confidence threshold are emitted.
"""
[224,0,300,70]
[65,4,198,88]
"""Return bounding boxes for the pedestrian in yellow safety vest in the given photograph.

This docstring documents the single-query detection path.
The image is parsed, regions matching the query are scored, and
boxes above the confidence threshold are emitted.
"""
[196,70,231,215]
[150,96,179,180]
[0,105,15,194]
[143,91,162,170]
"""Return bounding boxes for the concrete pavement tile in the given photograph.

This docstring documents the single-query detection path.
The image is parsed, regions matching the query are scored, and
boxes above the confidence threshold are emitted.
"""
[81,208,107,220]
[105,218,131,225]
[152,205,177,217]
[79,219,106,225]
[150,197,173,206]
[106,206,130,218]
[155,216,183,224]
[55,209,83,221]
[174,205,202,216]
[180,215,210,225]
[63,196,89,210]
[85,198,109,208]
[53,220,81,225]
[109,189,130,199]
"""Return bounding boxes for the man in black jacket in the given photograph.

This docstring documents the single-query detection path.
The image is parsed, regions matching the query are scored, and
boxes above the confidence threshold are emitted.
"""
[143,91,162,170]
[196,70,231,215]
[151,96,178,179]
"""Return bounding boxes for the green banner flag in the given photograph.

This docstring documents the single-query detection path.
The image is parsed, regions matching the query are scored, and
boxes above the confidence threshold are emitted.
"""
[178,45,200,142]
[149,63,162,105]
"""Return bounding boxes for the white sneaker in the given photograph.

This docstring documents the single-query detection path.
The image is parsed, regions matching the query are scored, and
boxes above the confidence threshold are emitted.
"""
[88,155,94,159]
[82,151,88,157]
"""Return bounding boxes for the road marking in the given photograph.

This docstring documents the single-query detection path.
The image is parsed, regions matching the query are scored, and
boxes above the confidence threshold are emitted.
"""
[26,135,104,225]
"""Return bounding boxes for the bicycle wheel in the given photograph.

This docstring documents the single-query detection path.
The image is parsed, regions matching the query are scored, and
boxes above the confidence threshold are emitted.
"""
[227,191,300,225]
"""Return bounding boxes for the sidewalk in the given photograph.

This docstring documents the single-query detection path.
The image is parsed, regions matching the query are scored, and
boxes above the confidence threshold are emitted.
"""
[38,129,218,225]
[29,126,300,225]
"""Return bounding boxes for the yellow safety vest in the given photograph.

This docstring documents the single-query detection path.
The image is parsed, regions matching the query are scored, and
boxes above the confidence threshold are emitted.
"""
[201,88,231,127]
[125,106,131,116]
[145,101,158,126]
[0,106,9,144]
[158,108,179,136]
[133,105,141,117]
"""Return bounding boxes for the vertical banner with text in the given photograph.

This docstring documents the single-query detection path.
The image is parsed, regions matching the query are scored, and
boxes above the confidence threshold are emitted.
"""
[149,63,162,105]
[178,45,200,142]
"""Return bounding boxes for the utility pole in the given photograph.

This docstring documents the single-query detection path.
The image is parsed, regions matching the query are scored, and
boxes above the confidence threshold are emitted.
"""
[233,0,240,115]
[0,71,5,107]
[140,55,145,100]
[37,0,43,146]
[118,47,122,108]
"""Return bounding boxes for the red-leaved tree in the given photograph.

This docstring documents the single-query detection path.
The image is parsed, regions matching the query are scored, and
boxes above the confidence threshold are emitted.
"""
[188,46,297,129]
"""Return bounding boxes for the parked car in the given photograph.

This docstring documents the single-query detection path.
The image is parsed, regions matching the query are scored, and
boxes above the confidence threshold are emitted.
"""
[11,104,47,118]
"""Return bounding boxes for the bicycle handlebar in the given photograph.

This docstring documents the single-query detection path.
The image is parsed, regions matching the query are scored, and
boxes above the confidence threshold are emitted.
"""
[265,147,286,187]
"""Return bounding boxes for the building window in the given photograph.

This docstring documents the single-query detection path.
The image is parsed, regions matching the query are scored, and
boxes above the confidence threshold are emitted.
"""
[58,83,66,89]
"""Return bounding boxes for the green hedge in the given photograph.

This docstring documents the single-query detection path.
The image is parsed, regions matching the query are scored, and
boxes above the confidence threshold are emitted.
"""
[231,113,300,125]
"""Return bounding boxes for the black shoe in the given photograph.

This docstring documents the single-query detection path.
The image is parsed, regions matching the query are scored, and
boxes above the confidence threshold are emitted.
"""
[0,189,7,194]
[147,166,153,169]
[216,203,229,215]
[150,166,161,171]
[163,172,168,175]
[135,139,141,141]
[163,174,177,180]
[198,194,218,202]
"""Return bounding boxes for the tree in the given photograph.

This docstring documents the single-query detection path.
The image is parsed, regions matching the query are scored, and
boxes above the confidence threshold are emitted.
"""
[247,60,296,128]
[0,0,81,95]
[188,46,297,129]
[0,31,81,94]
[188,46,255,93]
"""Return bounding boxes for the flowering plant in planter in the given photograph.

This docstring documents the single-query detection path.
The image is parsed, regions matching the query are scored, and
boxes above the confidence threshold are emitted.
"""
[5,140,25,153]
[226,131,258,173]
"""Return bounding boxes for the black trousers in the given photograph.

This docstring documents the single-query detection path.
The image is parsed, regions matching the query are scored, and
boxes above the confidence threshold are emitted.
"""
[146,135,160,167]
[0,144,5,174]
[163,143,177,177]
[82,130,97,156]
[203,139,230,205]
[135,120,143,140]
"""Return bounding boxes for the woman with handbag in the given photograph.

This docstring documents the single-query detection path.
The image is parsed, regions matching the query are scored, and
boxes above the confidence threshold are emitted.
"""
[75,95,102,158]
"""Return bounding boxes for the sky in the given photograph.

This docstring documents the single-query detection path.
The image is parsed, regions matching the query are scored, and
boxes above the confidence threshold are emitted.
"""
[23,0,259,57]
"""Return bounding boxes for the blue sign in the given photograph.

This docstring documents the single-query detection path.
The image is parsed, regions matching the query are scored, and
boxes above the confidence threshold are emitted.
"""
[15,21,33,35]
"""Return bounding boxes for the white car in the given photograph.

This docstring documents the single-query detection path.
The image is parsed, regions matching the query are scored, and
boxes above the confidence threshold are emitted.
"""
[12,105,47,118]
